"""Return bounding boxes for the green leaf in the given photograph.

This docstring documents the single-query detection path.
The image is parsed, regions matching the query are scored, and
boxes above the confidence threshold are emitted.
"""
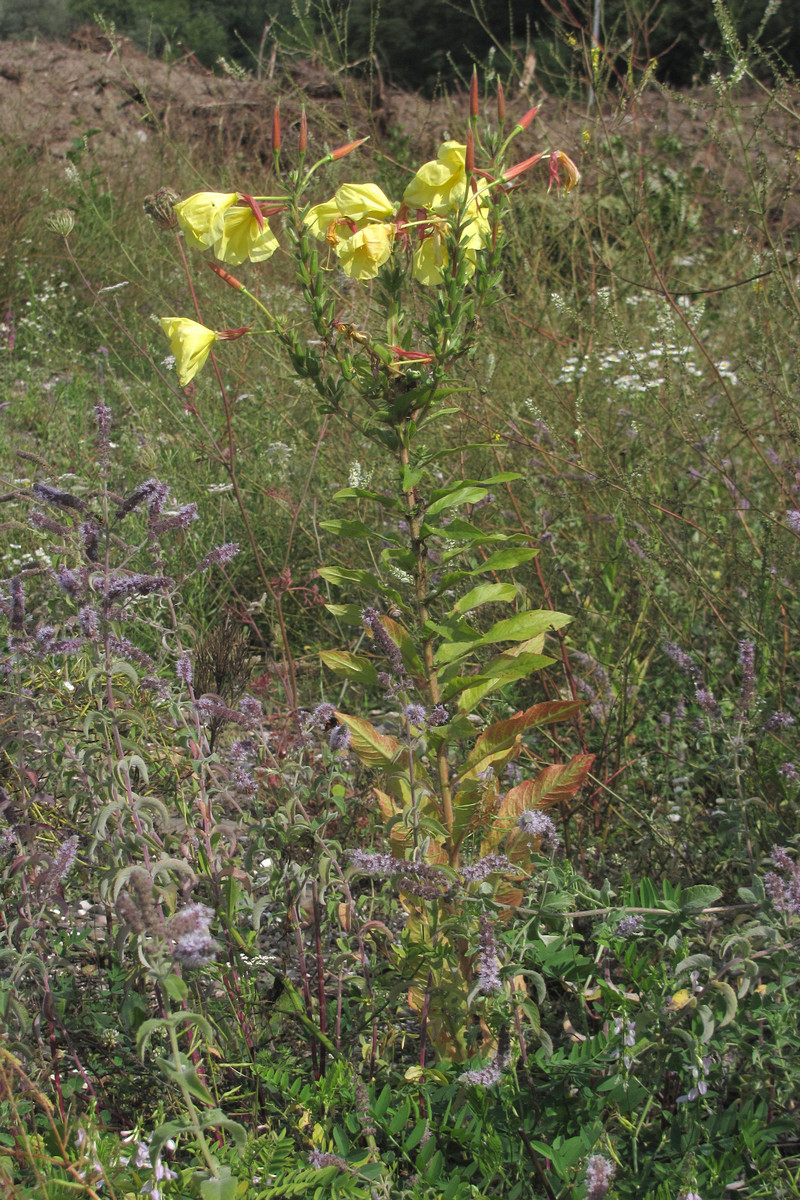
[426,486,488,516]
[711,980,738,1027]
[388,1099,411,1135]
[324,603,364,625]
[374,1084,392,1119]
[318,566,382,589]
[162,973,188,1003]
[319,650,379,685]
[681,885,723,911]
[319,519,389,540]
[332,487,403,511]
[403,1119,430,1152]
[422,517,511,543]
[200,1172,238,1200]
[471,546,539,573]
[452,583,518,613]
[158,1059,216,1106]
[198,1110,248,1149]
[675,953,713,975]
[402,464,424,490]
[453,652,554,714]
[434,609,571,665]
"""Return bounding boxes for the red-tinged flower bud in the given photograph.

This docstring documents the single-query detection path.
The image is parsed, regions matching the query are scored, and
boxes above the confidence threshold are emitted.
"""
[515,106,539,132]
[299,108,307,153]
[503,151,544,181]
[272,102,281,155]
[330,136,369,161]
[208,262,246,291]
[465,129,475,175]
[497,79,505,123]
[470,69,479,120]
[217,326,252,341]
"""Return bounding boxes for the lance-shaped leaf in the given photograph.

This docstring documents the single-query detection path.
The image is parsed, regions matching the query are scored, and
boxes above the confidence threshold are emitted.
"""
[426,485,488,517]
[470,546,539,573]
[451,582,518,614]
[461,699,585,779]
[334,712,401,767]
[319,650,379,685]
[435,609,571,665]
[382,613,425,674]
[483,754,595,851]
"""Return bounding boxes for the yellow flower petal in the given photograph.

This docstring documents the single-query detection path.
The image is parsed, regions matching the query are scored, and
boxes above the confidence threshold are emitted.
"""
[160,318,217,386]
[335,223,395,279]
[173,192,239,251]
[213,207,279,266]
[403,142,466,214]
[412,232,477,286]
[304,197,341,240]
[333,182,395,222]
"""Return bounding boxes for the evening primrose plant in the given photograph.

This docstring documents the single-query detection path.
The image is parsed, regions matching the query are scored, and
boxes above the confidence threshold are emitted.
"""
[158,79,588,1063]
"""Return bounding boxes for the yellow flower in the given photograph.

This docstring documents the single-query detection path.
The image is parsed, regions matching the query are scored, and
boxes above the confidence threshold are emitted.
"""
[160,318,217,386]
[212,207,279,266]
[305,183,395,240]
[412,230,476,286]
[336,223,395,280]
[173,192,239,250]
[403,141,467,214]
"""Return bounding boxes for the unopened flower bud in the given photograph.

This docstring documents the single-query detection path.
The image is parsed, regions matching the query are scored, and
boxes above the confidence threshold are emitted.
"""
[299,108,308,154]
[465,129,475,175]
[143,187,180,230]
[208,261,246,291]
[470,69,479,120]
[330,136,368,161]
[497,79,506,122]
[512,106,539,136]
[45,209,76,237]
[272,102,281,156]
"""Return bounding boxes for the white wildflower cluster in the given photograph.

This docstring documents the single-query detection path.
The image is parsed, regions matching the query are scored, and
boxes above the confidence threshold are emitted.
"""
[348,459,374,488]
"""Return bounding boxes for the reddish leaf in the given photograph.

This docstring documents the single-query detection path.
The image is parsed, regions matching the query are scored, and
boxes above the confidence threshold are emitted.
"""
[462,700,584,779]
[484,754,595,851]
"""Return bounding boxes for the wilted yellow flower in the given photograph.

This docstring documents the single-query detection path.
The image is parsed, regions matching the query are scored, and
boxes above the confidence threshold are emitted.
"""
[212,207,279,266]
[403,141,467,214]
[305,183,395,240]
[160,318,217,386]
[173,192,239,250]
[336,223,395,280]
[551,150,581,193]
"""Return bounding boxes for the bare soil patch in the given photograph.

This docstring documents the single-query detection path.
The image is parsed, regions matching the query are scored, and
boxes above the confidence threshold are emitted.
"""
[0,30,797,228]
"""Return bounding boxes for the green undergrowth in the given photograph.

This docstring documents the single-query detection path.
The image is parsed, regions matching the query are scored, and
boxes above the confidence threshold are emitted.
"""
[1,14,799,1200]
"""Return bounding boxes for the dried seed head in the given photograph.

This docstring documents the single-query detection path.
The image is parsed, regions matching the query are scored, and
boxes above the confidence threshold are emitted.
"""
[143,187,181,230]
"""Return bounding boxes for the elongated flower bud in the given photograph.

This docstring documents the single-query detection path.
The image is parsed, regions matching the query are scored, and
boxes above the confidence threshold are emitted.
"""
[502,151,544,182]
[514,106,539,133]
[497,79,505,123]
[207,261,245,291]
[299,108,307,153]
[470,69,479,120]
[330,136,368,161]
[272,102,281,155]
